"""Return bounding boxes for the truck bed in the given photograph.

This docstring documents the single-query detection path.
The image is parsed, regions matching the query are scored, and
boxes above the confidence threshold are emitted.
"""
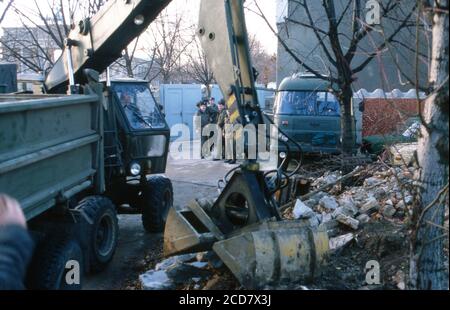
[0,94,102,220]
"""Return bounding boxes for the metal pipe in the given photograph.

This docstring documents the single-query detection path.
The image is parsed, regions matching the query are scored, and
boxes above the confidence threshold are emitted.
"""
[66,46,75,94]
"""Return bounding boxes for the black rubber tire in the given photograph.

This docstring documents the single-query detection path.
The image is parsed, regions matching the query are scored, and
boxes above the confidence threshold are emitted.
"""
[27,235,83,290]
[75,196,119,273]
[141,176,173,233]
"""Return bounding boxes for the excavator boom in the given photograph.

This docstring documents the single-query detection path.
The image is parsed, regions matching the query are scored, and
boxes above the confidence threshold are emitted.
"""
[44,0,171,93]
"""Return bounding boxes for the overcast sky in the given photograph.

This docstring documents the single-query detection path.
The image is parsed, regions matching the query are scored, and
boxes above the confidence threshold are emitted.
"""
[0,0,278,54]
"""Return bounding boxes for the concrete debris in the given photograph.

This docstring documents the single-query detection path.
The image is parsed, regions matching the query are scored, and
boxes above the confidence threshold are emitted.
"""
[155,254,196,271]
[321,212,333,224]
[141,254,211,289]
[304,198,319,208]
[336,214,359,230]
[384,199,394,206]
[392,271,406,290]
[319,195,339,210]
[139,270,175,290]
[166,263,212,284]
[332,207,353,219]
[356,214,370,224]
[395,200,406,210]
[373,188,387,200]
[329,233,354,250]
[338,196,358,214]
[312,172,340,187]
[293,199,316,219]
[307,215,321,227]
[382,205,397,218]
[404,195,414,205]
[360,197,380,214]
[364,177,383,187]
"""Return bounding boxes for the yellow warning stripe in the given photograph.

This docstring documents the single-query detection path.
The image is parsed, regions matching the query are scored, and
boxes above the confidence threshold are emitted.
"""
[230,110,240,123]
[226,94,236,109]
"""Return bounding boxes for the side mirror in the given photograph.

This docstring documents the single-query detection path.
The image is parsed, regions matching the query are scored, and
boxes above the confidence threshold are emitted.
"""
[358,101,365,112]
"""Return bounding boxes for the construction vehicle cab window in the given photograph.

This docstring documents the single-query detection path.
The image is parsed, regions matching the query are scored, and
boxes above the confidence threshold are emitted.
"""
[0,0,448,296]
[114,82,166,130]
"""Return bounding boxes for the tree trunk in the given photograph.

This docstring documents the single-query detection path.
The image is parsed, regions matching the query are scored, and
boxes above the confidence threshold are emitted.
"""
[123,50,134,78]
[339,85,356,157]
[410,0,449,290]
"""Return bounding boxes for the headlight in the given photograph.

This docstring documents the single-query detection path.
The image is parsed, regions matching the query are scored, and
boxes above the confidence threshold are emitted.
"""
[278,133,289,142]
[130,162,142,176]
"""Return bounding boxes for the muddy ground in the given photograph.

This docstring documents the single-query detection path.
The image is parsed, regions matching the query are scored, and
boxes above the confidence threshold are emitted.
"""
[84,155,234,289]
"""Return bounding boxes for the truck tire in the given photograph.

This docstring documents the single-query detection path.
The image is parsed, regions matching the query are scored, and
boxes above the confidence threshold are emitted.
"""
[141,176,173,233]
[27,235,83,290]
[75,196,119,273]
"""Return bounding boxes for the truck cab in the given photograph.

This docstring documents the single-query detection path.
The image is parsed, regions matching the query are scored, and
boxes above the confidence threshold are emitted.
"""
[107,79,170,178]
[273,75,341,157]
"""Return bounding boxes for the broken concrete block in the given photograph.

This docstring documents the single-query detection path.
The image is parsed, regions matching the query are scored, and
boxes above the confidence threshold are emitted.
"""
[339,196,357,209]
[405,195,414,205]
[364,177,382,187]
[304,199,318,208]
[336,214,359,230]
[321,212,333,224]
[139,270,175,290]
[356,214,370,224]
[332,207,353,219]
[319,196,339,210]
[321,219,339,230]
[385,199,394,206]
[360,197,380,214]
[307,216,320,227]
[373,188,387,200]
[155,254,196,271]
[382,205,396,218]
[310,191,327,200]
[329,233,354,250]
[293,199,316,219]
[396,200,406,210]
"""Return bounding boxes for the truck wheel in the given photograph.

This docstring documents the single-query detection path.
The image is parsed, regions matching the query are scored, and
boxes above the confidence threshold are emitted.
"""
[75,196,119,273]
[27,235,83,290]
[141,176,173,233]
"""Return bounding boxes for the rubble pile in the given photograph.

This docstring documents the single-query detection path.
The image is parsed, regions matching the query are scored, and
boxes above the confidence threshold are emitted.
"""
[139,252,239,290]
[137,158,447,290]
[282,161,421,289]
[286,163,417,236]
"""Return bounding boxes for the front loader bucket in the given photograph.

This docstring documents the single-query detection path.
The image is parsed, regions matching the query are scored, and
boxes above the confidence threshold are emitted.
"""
[163,200,224,257]
[212,220,329,289]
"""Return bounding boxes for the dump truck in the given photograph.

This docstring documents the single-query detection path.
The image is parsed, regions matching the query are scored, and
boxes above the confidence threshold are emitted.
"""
[0,0,173,289]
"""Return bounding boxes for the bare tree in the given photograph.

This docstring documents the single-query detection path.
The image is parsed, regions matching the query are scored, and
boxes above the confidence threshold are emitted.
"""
[0,0,14,25]
[249,0,420,157]
[112,37,141,78]
[410,0,449,290]
[0,0,107,74]
[184,38,215,96]
[141,9,195,83]
[248,34,276,86]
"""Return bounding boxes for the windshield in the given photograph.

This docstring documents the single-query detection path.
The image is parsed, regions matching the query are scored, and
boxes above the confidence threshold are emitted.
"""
[113,83,166,130]
[274,91,340,116]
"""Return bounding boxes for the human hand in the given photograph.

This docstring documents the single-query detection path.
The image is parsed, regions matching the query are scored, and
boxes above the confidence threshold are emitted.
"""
[0,194,26,228]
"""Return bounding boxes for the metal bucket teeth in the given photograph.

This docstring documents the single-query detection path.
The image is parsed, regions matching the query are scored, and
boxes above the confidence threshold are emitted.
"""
[212,220,329,289]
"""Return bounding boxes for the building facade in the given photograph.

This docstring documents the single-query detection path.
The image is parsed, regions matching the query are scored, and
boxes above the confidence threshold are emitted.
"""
[276,0,429,91]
